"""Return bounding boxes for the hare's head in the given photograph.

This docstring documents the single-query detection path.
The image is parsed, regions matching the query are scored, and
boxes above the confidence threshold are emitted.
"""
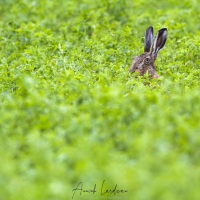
[129,26,167,78]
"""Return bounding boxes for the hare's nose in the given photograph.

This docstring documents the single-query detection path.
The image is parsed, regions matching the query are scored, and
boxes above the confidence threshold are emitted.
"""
[153,74,159,78]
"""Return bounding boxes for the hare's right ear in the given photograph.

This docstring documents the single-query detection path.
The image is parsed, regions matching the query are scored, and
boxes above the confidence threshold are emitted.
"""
[144,26,153,52]
[151,28,167,57]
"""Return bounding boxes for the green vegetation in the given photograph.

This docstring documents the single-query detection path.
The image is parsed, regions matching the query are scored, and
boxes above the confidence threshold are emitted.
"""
[0,0,200,199]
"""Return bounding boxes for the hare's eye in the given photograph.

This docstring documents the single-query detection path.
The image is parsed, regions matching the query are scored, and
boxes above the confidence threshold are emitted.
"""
[144,58,150,64]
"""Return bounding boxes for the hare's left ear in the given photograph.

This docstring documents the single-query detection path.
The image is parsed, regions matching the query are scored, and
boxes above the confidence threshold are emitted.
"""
[151,28,167,57]
[144,26,154,52]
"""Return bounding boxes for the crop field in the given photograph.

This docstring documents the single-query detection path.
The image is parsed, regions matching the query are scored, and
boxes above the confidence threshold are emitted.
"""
[0,0,200,199]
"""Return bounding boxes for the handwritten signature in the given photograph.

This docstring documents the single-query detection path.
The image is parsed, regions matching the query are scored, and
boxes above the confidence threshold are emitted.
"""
[72,180,128,199]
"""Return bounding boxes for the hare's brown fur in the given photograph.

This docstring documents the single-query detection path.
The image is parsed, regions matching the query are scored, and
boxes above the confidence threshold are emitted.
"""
[129,52,158,77]
[129,26,167,78]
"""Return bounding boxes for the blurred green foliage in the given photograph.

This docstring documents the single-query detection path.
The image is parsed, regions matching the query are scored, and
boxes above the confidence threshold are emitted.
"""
[0,0,200,199]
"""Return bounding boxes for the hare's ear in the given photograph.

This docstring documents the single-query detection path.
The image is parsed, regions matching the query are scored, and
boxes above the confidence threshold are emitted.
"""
[151,28,167,56]
[144,26,154,52]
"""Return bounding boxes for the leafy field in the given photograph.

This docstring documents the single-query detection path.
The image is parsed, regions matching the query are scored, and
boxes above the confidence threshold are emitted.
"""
[0,0,200,199]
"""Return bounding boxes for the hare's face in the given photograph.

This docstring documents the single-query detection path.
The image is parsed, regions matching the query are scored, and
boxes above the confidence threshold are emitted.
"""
[129,53,159,78]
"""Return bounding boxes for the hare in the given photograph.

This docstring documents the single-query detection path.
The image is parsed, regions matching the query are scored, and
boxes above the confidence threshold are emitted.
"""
[129,26,167,78]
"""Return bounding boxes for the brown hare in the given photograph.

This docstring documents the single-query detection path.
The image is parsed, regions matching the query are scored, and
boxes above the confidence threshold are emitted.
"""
[129,26,167,78]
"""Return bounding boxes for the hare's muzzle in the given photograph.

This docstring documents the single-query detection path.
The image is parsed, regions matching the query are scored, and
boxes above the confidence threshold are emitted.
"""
[152,73,159,78]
